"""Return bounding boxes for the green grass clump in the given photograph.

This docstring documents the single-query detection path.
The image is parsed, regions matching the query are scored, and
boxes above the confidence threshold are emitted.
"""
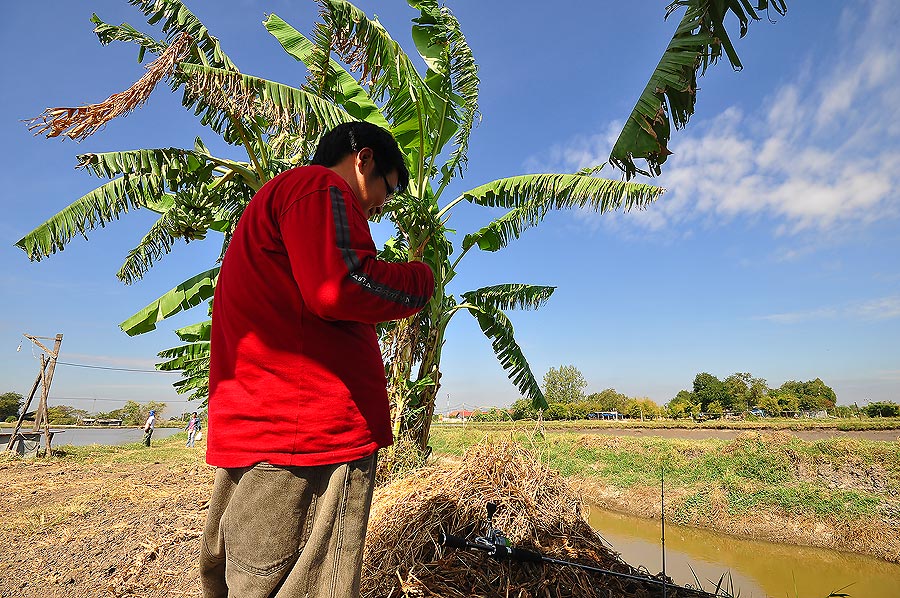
[51,432,203,466]
[433,417,900,432]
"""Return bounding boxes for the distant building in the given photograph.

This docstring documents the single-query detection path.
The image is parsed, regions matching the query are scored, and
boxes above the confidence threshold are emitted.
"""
[447,410,475,421]
[587,411,623,420]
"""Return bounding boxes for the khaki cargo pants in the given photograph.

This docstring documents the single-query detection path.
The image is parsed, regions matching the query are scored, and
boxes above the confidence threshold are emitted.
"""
[200,452,377,598]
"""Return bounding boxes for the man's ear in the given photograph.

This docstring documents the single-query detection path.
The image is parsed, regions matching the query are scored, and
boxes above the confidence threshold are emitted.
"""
[356,147,374,167]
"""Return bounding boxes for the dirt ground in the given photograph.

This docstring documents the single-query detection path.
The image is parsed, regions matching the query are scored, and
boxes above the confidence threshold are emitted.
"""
[0,456,209,598]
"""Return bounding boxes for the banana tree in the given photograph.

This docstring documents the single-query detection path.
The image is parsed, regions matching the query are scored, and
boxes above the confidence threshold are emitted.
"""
[17,0,784,450]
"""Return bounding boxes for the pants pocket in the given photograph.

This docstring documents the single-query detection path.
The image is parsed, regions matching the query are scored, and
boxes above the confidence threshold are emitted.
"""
[222,463,313,576]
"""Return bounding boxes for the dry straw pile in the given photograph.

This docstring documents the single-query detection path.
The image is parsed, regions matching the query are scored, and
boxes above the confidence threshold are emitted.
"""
[362,439,714,598]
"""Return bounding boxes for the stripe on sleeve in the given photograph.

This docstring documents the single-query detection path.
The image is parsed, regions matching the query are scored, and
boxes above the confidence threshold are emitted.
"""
[329,186,429,309]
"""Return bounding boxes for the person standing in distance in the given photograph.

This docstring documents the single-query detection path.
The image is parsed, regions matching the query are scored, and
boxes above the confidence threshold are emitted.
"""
[200,122,435,598]
[185,412,200,448]
[142,409,155,447]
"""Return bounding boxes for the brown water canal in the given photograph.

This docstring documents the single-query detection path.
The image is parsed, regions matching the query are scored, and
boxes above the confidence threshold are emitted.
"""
[588,507,900,598]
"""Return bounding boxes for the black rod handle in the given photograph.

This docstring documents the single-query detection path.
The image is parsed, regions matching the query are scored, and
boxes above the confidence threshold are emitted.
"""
[495,544,544,563]
[439,533,481,551]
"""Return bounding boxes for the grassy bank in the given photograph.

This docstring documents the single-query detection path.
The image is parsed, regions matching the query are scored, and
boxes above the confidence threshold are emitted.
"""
[429,426,900,562]
[433,417,900,431]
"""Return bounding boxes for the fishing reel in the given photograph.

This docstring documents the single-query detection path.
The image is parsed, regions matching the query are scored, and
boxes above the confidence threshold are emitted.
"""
[471,502,509,553]
[441,502,541,562]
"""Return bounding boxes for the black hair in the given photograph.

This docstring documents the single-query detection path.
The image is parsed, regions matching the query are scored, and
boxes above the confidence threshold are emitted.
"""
[311,121,409,193]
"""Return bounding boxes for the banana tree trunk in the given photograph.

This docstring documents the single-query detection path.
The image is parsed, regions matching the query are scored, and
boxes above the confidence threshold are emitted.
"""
[387,316,416,438]
[389,316,443,451]
[404,325,443,451]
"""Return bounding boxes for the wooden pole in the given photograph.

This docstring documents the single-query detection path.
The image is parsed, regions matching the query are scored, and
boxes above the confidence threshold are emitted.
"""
[5,358,47,453]
[32,353,48,434]
[20,334,63,457]
[35,335,63,455]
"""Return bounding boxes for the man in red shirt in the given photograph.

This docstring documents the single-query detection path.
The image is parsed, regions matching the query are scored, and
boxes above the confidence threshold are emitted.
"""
[200,122,435,598]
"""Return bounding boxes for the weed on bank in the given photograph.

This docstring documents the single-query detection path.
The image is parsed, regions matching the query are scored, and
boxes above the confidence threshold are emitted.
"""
[429,427,900,527]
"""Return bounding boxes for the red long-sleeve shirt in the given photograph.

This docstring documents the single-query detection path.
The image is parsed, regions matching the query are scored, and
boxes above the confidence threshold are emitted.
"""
[207,165,434,467]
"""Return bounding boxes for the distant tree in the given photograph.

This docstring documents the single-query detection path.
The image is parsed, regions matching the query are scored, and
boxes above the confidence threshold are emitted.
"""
[832,405,855,418]
[509,397,540,420]
[748,376,770,409]
[0,392,24,421]
[804,378,837,410]
[118,400,168,426]
[96,409,119,420]
[758,393,781,417]
[705,400,724,418]
[863,401,900,417]
[778,378,836,411]
[542,365,587,405]
[585,388,628,413]
[544,403,570,421]
[666,390,696,419]
[46,405,89,425]
[724,372,770,412]
[692,373,727,411]
[469,407,511,422]
[776,390,800,414]
[723,373,749,411]
[622,397,662,420]
[570,402,597,420]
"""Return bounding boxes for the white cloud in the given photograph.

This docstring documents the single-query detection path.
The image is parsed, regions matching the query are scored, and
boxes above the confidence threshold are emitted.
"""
[757,307,839,324]
[852,296,900,321]
[877,370,900,381]
[522,120,623,174]
[758,295,900,324]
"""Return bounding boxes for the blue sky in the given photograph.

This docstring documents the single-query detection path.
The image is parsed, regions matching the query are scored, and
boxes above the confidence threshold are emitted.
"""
[1,1,898,417]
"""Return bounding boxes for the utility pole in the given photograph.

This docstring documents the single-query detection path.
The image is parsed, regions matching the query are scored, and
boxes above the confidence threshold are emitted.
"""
[6,334,63,456]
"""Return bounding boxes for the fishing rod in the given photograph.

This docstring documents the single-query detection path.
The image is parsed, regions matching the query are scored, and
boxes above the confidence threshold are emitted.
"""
[662,465,668,598]
[439,502,722,598]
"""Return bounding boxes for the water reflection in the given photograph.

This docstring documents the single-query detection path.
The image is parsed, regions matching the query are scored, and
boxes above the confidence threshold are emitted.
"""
[52,427,181,447]
[588,507,900,598]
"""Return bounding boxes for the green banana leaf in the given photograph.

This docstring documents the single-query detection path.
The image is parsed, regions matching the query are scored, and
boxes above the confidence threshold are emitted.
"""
[157,340,209,369]
[459,173,664,252]
[119,267,219,336]
[126,0,237,70]
[16,176,164,261]
[309,0,459,187]
[610,0,788,178]
[174,319,211,342]
[461,284,556,312]
[264,13,391,131]
[459,297,547,410]
[178,63,356,143]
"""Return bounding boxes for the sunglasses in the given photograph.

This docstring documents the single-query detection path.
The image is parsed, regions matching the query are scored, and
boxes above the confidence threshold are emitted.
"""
[376,163,400,201]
